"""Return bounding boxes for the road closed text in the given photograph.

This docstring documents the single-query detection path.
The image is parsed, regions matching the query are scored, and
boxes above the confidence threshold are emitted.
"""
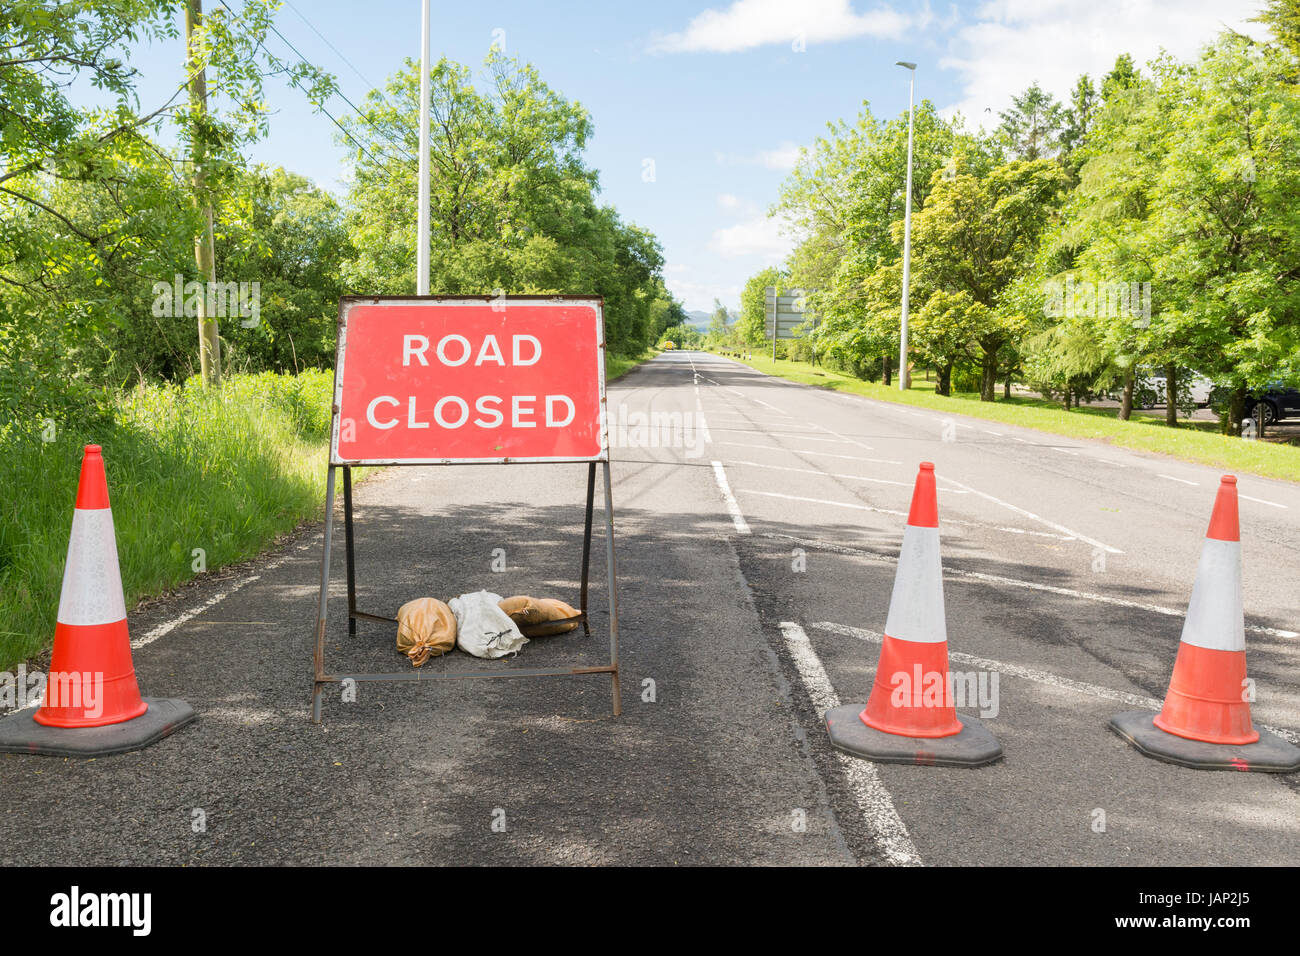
[365,334,576,431]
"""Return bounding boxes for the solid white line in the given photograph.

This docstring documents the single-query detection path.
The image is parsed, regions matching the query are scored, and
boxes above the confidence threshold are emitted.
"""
[711,460,751,535]
[939,475,1123,554]
[1240,493,1286,509]
[811,621,1299,745]
[763,532,1298,639]
[778,622,923,866]
[1157,474,1198,486]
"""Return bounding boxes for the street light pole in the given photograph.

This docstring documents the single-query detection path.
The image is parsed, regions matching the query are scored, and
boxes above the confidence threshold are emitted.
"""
[417,0,431,296]
[897,61,916,392]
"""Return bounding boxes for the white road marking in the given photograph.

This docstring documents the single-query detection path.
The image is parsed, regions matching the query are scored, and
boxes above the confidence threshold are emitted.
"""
[938,475,1123,554]
[131,550,300,649]
[778,622,923,866]
[724,459,968,492]
[807,421,876,453]
[739,491,1077,541]
[711,460,751,535]
[1240,493,1286,509]
[764,532,1298,640]
[740,489,905,518]
[811,621,1299,745]
[710,429,870,446]
[982,429,1003,437]
[713,442,903,465]
[1157,474,1198,486]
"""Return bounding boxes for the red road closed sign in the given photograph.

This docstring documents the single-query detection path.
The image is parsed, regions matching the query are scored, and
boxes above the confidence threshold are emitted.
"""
[330,296,607,464]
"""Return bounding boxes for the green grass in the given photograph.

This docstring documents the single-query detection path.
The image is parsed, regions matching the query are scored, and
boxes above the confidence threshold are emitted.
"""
[722,351,1300,483]
[606,347,658,381]
[0,371,340,670]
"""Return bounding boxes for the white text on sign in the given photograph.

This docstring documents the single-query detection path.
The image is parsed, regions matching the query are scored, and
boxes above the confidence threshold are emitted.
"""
[367,334,576,433]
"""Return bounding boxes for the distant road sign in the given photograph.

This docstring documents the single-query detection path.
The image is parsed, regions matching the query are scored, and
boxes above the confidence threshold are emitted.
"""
[764,286,818,340]
[331,296,607,465]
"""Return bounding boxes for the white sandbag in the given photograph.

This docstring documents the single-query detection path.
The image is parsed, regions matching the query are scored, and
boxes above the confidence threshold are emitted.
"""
[450,590,528,659]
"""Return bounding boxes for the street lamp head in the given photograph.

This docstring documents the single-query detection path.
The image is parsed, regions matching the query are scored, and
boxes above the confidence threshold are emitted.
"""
[896,61,916,70]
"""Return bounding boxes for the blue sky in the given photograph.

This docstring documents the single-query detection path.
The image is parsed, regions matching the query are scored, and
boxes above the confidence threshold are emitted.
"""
[103,0,1268,312]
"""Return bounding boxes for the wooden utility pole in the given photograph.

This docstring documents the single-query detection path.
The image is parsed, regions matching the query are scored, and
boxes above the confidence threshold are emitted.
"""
[185,0,221,386]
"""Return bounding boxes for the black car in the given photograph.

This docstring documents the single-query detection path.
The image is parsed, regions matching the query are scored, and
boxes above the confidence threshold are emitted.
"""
[1211,384,1300,424]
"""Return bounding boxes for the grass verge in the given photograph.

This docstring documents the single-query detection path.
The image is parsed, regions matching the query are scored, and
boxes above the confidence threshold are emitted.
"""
[606,347,659,381]
[720,351,1300,483]
[0,371,338,670]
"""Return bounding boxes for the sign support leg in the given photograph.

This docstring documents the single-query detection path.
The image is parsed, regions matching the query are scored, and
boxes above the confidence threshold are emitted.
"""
[602,460,621,716]
[343,465,356,638]
[580,461,595,635]
[313,465,338,724]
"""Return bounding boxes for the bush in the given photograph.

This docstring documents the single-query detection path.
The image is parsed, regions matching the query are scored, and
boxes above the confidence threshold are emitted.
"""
[0,371,335,668]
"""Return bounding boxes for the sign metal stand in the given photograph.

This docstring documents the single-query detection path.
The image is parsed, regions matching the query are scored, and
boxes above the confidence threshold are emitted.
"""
[311,295,621,722]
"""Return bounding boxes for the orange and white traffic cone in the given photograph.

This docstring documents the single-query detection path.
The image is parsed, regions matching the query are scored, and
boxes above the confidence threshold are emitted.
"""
[826,462,1002,767]
[0,445,195,757]
[1111,476,1299,772]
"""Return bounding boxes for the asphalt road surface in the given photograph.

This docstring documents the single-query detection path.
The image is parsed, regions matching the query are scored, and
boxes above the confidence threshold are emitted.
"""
[3,351,1298,865]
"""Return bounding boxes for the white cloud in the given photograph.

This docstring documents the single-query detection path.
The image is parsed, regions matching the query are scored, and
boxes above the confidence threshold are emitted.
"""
[664,273,743,313]
[709,215,795,262]
[715,141,805,171]
[941,0,1271,127]
[650,0,911,54]
[717,192,761,216]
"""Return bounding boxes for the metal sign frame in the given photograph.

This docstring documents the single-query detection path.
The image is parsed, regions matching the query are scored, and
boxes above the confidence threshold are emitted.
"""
[312,295,621,723]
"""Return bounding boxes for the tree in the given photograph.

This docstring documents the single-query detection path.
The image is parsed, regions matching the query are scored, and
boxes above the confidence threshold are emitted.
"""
[340,52,678,357]
[0,0,336,405]
[776,100,994,381]
[1059,74,1098,174]
[1256,0,1300,60]
[997,83,1066,161]
[215,166,355,372]
[907,160,1071,400]
[738,267,784,346]
[1049,38,1300,434]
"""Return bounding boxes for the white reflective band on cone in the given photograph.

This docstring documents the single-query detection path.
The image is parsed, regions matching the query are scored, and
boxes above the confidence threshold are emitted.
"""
[883,524,947,644]
[1179,537,1245,652]
[57,508,128,627]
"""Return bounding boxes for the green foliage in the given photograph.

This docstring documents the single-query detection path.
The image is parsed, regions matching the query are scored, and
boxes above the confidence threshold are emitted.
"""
[338,52,681,357]
[215,166,355,372]
[752,26,1300,428]
[0,370,336,668]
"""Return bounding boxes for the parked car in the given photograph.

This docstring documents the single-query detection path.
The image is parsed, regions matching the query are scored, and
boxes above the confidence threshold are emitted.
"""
[1208,384,1300,424]
[1137,371,1214,409]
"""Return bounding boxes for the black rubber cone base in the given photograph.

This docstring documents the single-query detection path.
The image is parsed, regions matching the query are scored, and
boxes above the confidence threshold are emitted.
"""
[825,705,1003,768]
[1109,711,1300,773]
[0,698,196,757]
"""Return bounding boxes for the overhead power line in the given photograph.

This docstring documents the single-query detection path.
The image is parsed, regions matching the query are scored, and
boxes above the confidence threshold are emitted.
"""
[212,0,411,169]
